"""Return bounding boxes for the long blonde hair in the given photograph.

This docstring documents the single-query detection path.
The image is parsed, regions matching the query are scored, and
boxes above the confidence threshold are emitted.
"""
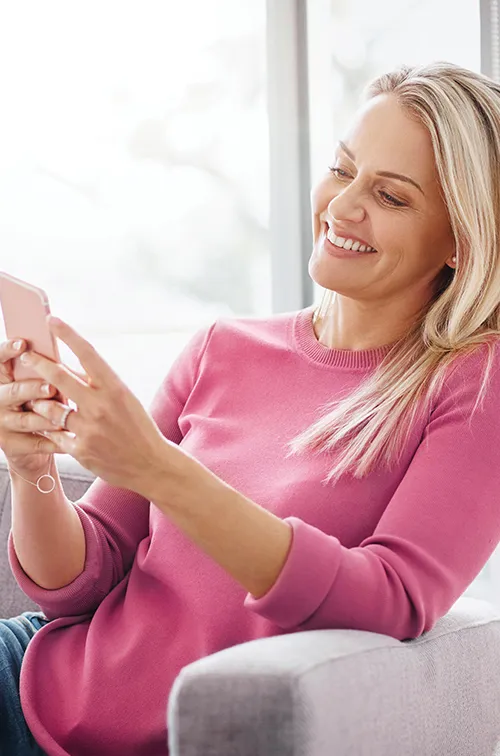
[286,61,500,485]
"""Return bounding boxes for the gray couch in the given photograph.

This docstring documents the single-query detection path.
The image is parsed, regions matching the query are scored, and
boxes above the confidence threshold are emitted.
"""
[1,452,500,755]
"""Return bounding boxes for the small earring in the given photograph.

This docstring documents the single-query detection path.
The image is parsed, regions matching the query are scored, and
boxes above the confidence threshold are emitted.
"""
[452,256,456,264]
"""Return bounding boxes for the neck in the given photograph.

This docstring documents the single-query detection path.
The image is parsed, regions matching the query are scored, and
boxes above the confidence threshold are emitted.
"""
[313,295,417,351]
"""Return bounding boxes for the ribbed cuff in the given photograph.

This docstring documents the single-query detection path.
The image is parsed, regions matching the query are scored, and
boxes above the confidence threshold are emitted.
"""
[243,516,342,629]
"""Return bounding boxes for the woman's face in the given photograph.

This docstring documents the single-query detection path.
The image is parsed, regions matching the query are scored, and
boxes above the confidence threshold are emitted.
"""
[309,94,456,310]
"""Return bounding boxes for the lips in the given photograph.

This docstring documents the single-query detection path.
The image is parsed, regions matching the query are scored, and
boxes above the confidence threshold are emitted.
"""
[323,222,377,253]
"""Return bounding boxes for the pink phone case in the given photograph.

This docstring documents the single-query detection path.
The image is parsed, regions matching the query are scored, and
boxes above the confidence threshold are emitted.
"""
[0,271,68,405]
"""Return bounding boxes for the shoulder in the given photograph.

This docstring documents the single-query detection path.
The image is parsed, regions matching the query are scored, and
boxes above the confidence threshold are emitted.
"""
[443,336,500,383]
[431,336,500,416]
[205,309,299,355]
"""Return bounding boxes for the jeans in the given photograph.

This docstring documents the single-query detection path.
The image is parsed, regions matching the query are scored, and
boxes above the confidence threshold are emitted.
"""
[0,611,50,756]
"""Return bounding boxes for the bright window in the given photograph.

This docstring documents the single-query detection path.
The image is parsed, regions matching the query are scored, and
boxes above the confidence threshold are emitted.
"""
[0,1,270,405]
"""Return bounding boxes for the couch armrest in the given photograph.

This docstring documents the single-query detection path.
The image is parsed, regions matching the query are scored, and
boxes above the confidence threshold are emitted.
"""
[167,597,500,756]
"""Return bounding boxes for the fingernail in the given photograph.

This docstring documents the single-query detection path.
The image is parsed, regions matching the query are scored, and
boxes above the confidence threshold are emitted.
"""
[20,352,31,364]
[12,340,23,351]
[42,384,52,395]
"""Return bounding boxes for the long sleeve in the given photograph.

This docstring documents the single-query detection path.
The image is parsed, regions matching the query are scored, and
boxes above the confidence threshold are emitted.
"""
[8,321,216,619]
[244,343,500,641]
[20,305,500,756]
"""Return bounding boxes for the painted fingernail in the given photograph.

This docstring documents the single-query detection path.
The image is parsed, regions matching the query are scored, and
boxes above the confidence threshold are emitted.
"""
[20,352,31,364]
[12,340,23,351]
[41,384,52,395]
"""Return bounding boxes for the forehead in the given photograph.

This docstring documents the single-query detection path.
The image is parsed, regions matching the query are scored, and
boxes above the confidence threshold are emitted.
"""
[342,94,437,185]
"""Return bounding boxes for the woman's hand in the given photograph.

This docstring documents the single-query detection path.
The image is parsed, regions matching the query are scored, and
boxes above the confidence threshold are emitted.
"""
[0,338,61,476]
[22,316,193,499]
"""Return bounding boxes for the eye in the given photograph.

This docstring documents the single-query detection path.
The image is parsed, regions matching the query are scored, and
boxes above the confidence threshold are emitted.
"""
[328,166,351,179]
[379,190,406,208]
[327,165,407,208]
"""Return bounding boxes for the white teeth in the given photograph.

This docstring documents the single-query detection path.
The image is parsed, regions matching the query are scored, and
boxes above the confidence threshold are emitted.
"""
[326,225,375,252]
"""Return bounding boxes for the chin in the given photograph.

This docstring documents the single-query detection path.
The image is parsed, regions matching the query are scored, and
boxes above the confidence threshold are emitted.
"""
[308,248,361,297]
[308,252,336,290]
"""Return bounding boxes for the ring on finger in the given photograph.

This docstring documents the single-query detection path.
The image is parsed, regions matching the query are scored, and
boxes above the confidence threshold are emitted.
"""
[59,405,75,431]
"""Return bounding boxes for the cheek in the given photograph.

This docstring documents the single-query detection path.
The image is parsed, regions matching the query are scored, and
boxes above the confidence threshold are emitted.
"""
[427,215,455,257]
[403,213,448,264]
[311,180,332,240]
[312,216,322,243]
[372,211,412,254]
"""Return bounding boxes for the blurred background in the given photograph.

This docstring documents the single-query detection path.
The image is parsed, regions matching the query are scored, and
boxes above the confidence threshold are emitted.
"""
[0,0,481,401]
[1,1,497,603]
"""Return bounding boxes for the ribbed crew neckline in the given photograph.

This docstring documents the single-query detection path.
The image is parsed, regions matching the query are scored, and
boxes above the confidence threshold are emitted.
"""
[293,304,397,369]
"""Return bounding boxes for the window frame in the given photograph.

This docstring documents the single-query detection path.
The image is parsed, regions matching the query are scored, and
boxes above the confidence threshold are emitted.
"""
[481,0,500,78]
[266,0,314,312]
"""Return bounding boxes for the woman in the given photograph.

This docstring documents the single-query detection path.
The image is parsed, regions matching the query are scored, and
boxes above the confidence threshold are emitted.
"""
[1,60,500,755]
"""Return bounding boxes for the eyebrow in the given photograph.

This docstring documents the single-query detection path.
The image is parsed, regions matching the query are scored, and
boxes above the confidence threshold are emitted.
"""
[338,141,424,195]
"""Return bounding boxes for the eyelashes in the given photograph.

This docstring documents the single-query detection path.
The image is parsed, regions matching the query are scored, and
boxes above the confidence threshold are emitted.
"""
[327,166,407,208]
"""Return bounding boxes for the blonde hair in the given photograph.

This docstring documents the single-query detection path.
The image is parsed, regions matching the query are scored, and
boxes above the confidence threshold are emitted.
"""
[286,61,500,485]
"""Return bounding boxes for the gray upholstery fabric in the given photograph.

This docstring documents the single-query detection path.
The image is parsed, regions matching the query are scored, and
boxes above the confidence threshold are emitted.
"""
[169,597,500,755]
[1,450,500,754]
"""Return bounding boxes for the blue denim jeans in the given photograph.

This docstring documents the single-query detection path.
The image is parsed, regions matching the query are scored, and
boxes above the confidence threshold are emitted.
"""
[0,611,50,755]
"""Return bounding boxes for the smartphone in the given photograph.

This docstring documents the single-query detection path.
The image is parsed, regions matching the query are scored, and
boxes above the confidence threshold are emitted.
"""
[0,271,68,406]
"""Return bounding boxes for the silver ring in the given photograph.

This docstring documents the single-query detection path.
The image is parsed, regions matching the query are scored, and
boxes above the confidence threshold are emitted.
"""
[60,405,75,431]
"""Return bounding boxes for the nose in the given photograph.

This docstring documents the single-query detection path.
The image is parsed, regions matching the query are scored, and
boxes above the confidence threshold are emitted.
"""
[327,183,365,224]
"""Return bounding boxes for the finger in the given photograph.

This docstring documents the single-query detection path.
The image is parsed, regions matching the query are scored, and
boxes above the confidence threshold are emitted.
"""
[0,379,57,409]
[24,360,88,407]
[0,339,26,384]
[30,399,78,432]
[19,352,89,407]
[47,317,120,389]
[2,405,65,433]
[0,339,25,365]
[39,429,74,455]
[65,364,88,382]
[0,337,85,384]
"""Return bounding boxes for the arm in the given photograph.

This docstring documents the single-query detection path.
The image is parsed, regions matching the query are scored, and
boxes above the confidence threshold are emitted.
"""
[149,341,500,641]
[9,322,216,619]
[149,455,294,600]
[10,464,86,590]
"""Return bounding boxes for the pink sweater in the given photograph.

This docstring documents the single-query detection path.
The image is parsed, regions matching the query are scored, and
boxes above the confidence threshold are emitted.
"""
[8,304,500,755]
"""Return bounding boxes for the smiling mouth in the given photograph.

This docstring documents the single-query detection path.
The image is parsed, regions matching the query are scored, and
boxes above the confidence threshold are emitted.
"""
[322,222,377,253]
